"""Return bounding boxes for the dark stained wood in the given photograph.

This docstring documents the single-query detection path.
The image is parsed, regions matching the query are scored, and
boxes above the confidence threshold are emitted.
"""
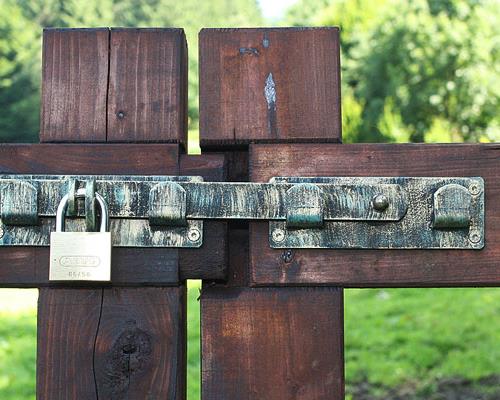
[199,28,342,147]
[40,29,109,142]
[0,248,178,287]
[179,153,227,182]
[180,221,227,281]
[94,287,186,399]
[37,287,186,400]
[37,288,102,399]
[0,144,178,175]
[249,143,500,286]
[201,287,344,400]
[35,27,189,400]
[179,153,228,280]
[0,144,181,286]
[0,145,229,285]
[199,27,345,399]
[107,29,188,144]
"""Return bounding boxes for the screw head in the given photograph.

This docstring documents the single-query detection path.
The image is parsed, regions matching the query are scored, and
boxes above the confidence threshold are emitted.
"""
[187,227,201,242]
[117,111,125,119]
[469,182,481,196]
[372,194,389,211]
[469,230,481,244]
[281,249,294,263]
[272,228,286,243]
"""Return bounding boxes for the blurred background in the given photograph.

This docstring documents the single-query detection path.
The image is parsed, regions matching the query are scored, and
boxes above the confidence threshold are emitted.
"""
[0,0,499,399]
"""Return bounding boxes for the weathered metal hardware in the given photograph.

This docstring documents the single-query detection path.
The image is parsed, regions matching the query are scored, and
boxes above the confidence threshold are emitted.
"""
[1,180,38,225]
[269,177,483,249]
[0,175,484,249]
[432,184,472,228]
[0,175,203,248]
[49,188,111,281]
[149,181,187,226]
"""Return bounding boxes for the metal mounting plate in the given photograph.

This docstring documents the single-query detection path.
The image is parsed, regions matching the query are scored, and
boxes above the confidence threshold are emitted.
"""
[0,175,203,248]
[268,177,484,249]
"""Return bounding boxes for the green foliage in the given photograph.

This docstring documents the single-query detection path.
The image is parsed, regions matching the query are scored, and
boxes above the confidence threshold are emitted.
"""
[287,0,500,143]
[0,2,40,142]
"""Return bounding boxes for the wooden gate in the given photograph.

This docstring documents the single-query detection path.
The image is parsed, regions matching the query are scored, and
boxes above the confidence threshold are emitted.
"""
[0,27,498,399]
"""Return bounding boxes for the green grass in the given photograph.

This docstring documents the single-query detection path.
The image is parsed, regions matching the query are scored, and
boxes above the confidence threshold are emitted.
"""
[0,287,499,399]
[344,288,500,397]
[0,311,36,400]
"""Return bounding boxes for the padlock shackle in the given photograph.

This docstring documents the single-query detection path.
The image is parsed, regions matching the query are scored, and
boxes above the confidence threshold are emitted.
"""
[56,190,109,232]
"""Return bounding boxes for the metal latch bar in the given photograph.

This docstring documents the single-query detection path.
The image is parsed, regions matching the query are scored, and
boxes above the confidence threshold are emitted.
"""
[0,175,484,249]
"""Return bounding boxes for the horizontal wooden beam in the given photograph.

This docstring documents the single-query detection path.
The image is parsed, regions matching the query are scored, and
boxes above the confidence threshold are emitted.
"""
[249,143,500,287]
[0,145,227,286]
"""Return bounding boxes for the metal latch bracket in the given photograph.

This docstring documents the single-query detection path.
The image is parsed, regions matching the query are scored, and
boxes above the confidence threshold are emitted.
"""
[0,175,484,249]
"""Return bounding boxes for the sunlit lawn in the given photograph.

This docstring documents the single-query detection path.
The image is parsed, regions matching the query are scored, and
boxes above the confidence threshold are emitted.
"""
[1,286,499,399]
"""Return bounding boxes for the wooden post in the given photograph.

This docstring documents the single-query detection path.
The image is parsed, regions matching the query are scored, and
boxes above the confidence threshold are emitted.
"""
[199,28,345,399]
[36,28,188,399]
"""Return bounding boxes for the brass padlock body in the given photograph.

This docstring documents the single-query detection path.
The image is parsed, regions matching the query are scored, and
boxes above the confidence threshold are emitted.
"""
[49,189,111,281]
[49,231,111,281]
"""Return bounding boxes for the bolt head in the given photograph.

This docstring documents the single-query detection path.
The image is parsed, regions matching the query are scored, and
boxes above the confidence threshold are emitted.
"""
[372,194,389,211]
[272,228,286,243]
[188,228,201,242]
[469,230,481,244]
[468,182,481,196]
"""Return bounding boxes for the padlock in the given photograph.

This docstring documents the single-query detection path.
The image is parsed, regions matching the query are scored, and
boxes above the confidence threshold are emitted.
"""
[49,190,111,281]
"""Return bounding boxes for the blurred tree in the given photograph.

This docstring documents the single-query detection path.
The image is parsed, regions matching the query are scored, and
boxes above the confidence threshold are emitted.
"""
[286,0,500,143]
[0,0,262,142]
[0,2,40,142]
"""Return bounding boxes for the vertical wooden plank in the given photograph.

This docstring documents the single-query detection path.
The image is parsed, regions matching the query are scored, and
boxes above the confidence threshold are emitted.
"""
[199,28,341,147]
[104,27,187,400]
[37,289,102,399]
[37,28,187,400]
[202,287,344,400]
[107,28,188,144]
[94,287,186,399]
[200,28,345,399]
[40,28,109,142]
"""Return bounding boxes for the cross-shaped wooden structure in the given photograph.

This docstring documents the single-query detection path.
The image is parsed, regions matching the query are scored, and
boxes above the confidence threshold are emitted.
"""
[0,27,498,399]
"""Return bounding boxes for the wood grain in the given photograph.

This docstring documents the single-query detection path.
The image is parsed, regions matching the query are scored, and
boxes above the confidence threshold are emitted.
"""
[249,143,500,286]
[107,28,188,144]
[36,27,189,400]
[0,145,228,285]
[199,27,345,399]
[37,287,186,399]
[199,28,341,147]
[0,247,178,287]
[40,29,109,142]
[37,288,102,399]
[0,144,178,175]
[94,287,186,399]
[201,287,344,400]
[180,153,228,280]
